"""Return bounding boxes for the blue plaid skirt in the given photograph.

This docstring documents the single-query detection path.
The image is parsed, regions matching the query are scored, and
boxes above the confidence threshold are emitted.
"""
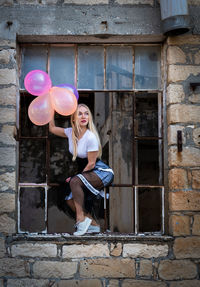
[65,159,114,200]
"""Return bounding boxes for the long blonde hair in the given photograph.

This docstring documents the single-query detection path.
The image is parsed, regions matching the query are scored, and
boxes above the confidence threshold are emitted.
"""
[70,104,102,161]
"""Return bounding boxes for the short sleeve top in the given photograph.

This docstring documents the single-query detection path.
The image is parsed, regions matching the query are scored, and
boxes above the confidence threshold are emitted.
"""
[64,127,99,158]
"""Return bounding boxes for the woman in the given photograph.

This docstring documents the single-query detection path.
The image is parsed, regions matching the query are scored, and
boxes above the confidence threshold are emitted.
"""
[49,104,114,236]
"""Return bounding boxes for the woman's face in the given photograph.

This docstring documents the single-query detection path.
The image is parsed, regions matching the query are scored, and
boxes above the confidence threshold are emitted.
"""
[77,106,90,128]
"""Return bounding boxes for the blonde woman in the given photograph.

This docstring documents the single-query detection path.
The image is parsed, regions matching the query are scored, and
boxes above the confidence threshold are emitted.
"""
[49,104,114,236]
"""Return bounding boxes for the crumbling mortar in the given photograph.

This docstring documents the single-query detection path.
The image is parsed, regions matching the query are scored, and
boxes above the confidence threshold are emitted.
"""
[190,215,194,235]
[166,240,174,260]
[28,260,34,277]
[196,262,200,279]
[57,243,62,258]
[152,258,158,280]
[102,278,107,287]
[135,258,140,278]
[119,278,123,287]
[0,62,15,69]
[73,260,80,279]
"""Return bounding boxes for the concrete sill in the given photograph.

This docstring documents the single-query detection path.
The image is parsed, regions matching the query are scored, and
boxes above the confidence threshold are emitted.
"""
[9,233,173,244]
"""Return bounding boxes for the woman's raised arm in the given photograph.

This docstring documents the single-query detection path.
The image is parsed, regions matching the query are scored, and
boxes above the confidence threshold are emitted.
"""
[49,117,67,138]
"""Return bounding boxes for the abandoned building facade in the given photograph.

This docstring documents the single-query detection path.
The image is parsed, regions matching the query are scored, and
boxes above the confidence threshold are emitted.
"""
[0,0,200,286]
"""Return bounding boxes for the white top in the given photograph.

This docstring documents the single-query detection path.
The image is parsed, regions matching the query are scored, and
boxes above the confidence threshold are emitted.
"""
[64,127,99,158]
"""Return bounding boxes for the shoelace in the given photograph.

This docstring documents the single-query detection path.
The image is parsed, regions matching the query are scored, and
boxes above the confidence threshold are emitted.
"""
[74,222,80,229]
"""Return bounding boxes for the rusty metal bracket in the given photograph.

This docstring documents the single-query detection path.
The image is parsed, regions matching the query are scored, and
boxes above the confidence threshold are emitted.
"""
[177,130,182,152]
[190,82,200,91]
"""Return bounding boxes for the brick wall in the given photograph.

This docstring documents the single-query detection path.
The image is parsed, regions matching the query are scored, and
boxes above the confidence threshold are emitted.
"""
[0,0,200,286]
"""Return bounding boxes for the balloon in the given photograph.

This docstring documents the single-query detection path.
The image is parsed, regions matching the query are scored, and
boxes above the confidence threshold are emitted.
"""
[50,87,77,116]
[57,84,79,100]
[28,93,54,126]
[24,70,52,96]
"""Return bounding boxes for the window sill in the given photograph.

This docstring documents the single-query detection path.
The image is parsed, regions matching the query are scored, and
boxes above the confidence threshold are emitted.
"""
[9,233,173,243]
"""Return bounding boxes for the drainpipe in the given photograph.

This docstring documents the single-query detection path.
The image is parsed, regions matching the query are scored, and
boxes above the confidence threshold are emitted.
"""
[160,0,190,36]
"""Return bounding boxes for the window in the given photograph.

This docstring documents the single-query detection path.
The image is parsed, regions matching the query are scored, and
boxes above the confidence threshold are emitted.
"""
[18,44,163,235]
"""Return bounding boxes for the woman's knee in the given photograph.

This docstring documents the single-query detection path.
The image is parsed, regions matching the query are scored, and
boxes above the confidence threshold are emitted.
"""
[70,176,82,191]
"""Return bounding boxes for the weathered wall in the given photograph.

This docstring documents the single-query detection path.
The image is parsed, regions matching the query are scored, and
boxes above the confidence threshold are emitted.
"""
[0,0,200,286]
[166,34,200,285]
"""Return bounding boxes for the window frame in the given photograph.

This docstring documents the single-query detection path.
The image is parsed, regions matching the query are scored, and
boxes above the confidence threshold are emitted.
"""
[17,43,165,236]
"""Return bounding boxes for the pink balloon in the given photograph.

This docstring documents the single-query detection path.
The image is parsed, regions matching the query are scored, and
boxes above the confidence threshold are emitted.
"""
[28,93,54,126]
[50,87,77,116]
[24,70,52,96]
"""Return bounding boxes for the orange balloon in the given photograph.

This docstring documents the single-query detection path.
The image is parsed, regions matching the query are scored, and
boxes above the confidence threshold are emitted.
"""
[28,93,54,126]
[50,87,77,116]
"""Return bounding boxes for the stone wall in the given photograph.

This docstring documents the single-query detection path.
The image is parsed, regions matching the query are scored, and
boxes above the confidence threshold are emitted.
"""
[0,40,17,245]
[166,35,200,239]
[0,0,200,286]
[166,34,200,286]
[1,234,200,286]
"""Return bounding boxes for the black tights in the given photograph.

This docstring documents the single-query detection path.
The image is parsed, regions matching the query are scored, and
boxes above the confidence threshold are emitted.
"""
[69,171,104,218]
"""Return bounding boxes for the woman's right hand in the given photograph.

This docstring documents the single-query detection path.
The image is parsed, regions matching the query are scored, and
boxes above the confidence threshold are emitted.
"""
[49,117,67,138]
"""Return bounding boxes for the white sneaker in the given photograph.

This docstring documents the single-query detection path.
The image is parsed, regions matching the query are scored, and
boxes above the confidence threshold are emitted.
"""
[87,225,100,234]
[73,217,92,236]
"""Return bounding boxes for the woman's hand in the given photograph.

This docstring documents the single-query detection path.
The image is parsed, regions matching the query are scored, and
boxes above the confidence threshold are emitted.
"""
[49,117,67,138]
[66,177,71,183]
[83,151,99,172]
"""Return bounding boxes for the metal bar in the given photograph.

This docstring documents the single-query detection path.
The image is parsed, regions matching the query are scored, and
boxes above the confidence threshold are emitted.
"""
[132,47,135,90]
[159,92,165,234]
[19,88,163,93]
[45,40,50,187]
[19,183,48,187]
[46,138,50,185]
[110,184,165,188]
[134,186,138,234]
[47,44,50,74]
[75,45,78,87]
[158,139,163,185]
[50,44,75,47]
[162,186,165,234]
[134,136,163,140]
[177,130,183,152]
[104,46,106,90]
[19,136,48,139]
[18,185,21,233]
[133,93,136,185]
[158,92,163,186]
[20,43,48,47]
[44,185,48,234]
[104,187,107,231]
[132,92,136,233]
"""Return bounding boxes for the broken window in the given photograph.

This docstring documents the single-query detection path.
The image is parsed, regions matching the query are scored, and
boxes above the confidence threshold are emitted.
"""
[18,44,164,235]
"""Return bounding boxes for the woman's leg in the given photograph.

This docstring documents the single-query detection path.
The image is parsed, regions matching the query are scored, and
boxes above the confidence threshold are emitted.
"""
[66,198,99,225]
[81,171,104,226]
[66,199,76,212]
[69,172,104,224]
[69,176,85,223]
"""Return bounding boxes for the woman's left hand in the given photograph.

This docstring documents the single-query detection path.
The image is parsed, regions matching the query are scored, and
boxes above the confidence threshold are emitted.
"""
[66,177,71,183]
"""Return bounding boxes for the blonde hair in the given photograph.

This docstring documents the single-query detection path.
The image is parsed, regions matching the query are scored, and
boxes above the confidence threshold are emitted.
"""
[70,104,102,161]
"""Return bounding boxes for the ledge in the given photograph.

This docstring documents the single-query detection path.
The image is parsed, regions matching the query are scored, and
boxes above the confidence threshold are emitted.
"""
[7,233,174,244]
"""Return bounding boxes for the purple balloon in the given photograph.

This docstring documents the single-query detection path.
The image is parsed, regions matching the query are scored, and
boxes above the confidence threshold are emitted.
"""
[24,70,52,96]
[57,84,79,100]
